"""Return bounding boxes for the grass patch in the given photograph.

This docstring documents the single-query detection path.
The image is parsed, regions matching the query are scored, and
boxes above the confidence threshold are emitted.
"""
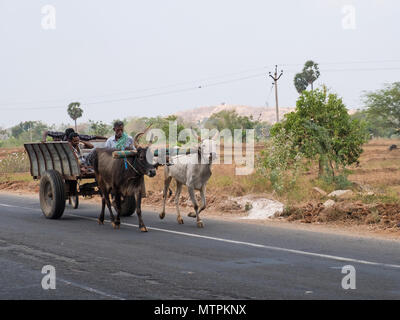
[0,152,29,174]
[0,172,32,183]
[210,175,235,188]
[355,193,400,205]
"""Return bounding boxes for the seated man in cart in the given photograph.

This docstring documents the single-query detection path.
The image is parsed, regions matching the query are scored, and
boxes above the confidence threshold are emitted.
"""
[42,128,107,143]
[68,132,94,175]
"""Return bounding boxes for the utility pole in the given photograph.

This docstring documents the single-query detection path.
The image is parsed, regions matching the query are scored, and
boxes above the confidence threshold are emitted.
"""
[269,65,283,122]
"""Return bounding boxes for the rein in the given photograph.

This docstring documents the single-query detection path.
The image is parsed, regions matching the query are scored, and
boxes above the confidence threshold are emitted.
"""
[123,154,147,177]
[124,156,140,175]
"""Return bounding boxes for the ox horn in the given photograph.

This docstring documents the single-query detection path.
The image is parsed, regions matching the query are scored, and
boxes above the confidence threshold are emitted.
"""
[147,133,155,146]
[133,124,152,149]
[191,127,201,143]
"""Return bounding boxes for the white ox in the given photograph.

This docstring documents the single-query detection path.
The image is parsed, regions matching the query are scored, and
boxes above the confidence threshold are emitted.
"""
[159,133,218,228]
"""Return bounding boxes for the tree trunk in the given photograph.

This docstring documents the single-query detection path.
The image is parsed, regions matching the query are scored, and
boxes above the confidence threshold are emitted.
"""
[74,119,77,131]
[318,159,323,177]
[329,160,335,177]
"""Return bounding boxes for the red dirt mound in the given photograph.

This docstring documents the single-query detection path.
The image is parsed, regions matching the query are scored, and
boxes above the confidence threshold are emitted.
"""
[283,201,400,229]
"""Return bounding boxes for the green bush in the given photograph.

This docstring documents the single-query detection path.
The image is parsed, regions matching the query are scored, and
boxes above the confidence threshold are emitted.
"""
[257,130,306,194]
[317,170,353,191]
[0,137,24,148]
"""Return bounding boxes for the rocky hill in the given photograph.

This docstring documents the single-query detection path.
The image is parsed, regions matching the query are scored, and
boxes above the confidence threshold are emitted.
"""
[174,104,295,125]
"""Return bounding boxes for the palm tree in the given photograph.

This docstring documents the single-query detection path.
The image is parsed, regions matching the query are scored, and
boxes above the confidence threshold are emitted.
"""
[302,60,320,91]
[293,60,321,93]
[67,102,83,131]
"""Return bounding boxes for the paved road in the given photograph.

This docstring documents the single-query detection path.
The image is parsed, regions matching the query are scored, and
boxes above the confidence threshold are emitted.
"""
[0,192,399,299]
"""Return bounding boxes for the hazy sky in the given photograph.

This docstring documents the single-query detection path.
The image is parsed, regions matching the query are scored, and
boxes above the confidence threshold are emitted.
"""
[1,0,399,128]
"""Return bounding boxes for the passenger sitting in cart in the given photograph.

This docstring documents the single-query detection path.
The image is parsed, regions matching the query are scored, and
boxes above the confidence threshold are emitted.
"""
[42,128,107,143]
[68,132,94,175]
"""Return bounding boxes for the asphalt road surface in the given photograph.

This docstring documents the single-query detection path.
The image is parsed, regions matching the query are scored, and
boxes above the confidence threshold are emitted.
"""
[0,192,399,300]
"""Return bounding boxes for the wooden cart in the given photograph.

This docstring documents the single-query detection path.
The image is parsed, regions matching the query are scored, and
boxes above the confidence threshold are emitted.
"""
[24,142,135,219]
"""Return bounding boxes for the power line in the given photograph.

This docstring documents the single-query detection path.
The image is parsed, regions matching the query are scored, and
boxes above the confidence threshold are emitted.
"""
[2,58,400,107]
[0,72,267,111]
[0,65,272,108]
[316,66,400,72]
[279,59,400,67]
[1,60,400,111]
[266,83,275,107]
[284,66,400,73]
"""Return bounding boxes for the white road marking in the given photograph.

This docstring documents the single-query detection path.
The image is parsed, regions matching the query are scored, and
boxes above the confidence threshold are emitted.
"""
[68,215,400,270]
[0,203,41,211]
[58,278,125,300]
[2,202,400,270]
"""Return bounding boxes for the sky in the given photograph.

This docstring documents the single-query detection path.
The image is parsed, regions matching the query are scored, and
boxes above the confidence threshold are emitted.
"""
[0,0,399,128]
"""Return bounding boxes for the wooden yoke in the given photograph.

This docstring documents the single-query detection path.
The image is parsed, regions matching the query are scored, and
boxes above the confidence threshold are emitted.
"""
[112,150,137,159]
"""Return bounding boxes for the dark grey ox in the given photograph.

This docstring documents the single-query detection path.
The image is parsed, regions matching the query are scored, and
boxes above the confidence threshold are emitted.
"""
[160,131,218,228]
[93,128,156,232]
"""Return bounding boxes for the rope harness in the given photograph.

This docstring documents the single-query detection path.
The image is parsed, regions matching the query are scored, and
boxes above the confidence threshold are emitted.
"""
[124,156,141,175]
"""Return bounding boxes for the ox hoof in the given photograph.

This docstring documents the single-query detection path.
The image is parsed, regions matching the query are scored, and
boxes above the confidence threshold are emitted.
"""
[159,212,165,220]
[188,212,196,218]
[177,217,184,225]
[112,222,120,229]
[140,226,148,232]
[97,219,104,225]
[197,221,204,228]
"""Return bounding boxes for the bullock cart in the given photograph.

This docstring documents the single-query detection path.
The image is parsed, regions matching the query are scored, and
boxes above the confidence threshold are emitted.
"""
[24,142,135,219]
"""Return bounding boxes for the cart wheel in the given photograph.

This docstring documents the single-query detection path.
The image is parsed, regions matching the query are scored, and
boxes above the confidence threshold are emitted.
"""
[71,194,79,209]
[39,170,66,219]
[120,196,136,217]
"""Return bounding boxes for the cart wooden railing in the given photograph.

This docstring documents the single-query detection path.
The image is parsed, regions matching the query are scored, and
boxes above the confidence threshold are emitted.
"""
[24,141,81,180]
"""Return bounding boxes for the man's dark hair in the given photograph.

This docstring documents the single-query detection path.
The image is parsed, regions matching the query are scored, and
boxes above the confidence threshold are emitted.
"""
[68,132,79,141]
[65,128,75,138]
[113,120,124,129]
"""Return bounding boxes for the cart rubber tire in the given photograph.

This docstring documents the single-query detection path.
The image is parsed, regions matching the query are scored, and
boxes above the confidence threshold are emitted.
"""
[39,170,66,219]
[120,196,136,217]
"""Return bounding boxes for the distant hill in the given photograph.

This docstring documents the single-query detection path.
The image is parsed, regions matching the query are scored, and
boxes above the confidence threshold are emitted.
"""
[174,104,295,125]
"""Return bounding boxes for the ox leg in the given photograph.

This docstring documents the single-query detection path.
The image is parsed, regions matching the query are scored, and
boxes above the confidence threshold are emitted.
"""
[188,185,206,217]
[112,193,122,229]
[188,187,203,228]
[136,189,148,232]
[98,196,105,225]
[198,185,207,214]
[104,191,116,228]
[175,182,184,224]
[96,180,106,225]
[160,176,172,220]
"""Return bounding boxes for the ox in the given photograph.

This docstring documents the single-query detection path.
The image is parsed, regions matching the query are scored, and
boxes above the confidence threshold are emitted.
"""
[93,128,156,232]
[160,131,218,228]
